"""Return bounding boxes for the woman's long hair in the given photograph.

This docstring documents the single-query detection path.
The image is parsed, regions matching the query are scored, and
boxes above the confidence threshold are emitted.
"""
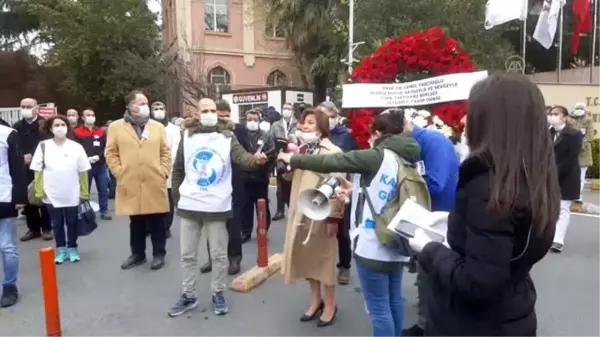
[466,73,560,235]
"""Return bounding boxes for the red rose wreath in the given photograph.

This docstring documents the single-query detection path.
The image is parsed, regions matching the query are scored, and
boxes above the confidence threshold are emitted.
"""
[347,26,476,149]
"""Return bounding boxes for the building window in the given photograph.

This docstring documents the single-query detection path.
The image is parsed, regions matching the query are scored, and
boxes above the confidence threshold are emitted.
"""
[267,70,287,87]
[205,0,228,33]
[207,66,231,95]
[265,18,284,38]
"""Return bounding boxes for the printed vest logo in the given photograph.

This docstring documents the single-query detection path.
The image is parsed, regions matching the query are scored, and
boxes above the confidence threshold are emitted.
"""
[191,148,227,187]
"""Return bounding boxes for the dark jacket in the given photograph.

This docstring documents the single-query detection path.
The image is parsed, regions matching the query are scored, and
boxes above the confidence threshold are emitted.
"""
[13,117,44,183]
[240,129,276,183]
[290,134,421,271]
[171,118,262,221]
[231,123,250,206]
[0,125,27,219]
[550,126,582,201]
[329,125,358,153]
[411,126,459,211]
[417,155,554,336]
[73,126,107,166]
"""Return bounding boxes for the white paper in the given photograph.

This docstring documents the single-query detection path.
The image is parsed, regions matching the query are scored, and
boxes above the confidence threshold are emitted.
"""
[386,198,449,242]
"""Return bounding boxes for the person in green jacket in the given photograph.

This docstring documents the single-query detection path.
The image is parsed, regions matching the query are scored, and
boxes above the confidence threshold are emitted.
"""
[278,110,421,336]
[568,102,595,199]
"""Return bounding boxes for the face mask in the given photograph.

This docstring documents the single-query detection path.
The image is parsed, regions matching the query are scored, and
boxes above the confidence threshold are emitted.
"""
[573,109,586,117]
[200,112,218,127]
[138,105,150,117]
[282,109,292,118]
[547,115,560,125]
[301,131,319,144]
[68,116,78,124]
[247,121,259,131]
[84,116,95,125]
[153,109,166,120]
[329,118,337,130]
[259,121,271,132]
[52,126,67,138]
[21,108,33,119]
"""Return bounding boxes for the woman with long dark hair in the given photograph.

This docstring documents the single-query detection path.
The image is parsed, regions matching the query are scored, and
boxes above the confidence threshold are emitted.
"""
[407,73,560,335]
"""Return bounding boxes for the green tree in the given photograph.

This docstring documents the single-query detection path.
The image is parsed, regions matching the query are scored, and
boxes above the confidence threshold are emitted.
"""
[0,0,43,50]
[354,0,516,71]
[261,0,348,103]
[21,0,172,120]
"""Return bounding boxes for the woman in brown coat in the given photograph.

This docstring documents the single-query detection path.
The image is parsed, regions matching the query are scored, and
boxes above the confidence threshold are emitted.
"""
[281,108,345,327]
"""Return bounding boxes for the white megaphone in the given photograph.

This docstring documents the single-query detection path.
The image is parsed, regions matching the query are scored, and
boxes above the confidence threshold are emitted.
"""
[298,176,342,221]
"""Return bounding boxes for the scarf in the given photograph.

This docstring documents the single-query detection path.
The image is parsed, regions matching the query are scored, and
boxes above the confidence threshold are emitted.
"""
[123,110,149,139]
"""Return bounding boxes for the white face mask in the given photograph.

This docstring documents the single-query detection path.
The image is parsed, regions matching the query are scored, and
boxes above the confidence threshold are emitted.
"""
[138,105,150,117]
[548,115,565,128]
[84,116,95,125]
[52,126,67,138]
[573,109,586,117]
[282,109,293,119]
[68,116,78,124]
[153,109,166,120]
[246,121,259,131]
[259,121,271,132]
[21,108,33,119]
[200,112,218,127]
[301,131,319,144]
[329,118,337,130]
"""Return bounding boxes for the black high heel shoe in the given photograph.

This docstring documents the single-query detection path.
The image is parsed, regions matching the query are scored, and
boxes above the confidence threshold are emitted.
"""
[300,301,324,322]
[317,306,338,327]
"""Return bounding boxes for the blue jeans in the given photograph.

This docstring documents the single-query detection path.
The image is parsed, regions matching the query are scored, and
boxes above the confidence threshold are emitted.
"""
[0,217,19,286]
[356,261,404,337]
[89,163,109,213]
[46,205,79,248]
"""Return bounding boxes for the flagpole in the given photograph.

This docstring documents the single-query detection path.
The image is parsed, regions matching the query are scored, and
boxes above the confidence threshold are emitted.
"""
[557,5,565,82]
[348,0,354,75]
[591,0,598,83]
[522,0,528,73]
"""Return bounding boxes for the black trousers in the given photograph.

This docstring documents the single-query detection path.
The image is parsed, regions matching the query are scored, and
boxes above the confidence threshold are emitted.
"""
[130,213,167,258]
[241,180,271,237]
[25,204,52,233]
[166,188,175,229]
[275,173,291,212]
[337,204,352,269]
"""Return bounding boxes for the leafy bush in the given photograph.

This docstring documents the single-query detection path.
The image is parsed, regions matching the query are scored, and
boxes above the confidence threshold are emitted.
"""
[589,138,600,179]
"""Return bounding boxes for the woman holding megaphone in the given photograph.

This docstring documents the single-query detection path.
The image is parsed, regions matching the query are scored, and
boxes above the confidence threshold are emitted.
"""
[280,108,345,327]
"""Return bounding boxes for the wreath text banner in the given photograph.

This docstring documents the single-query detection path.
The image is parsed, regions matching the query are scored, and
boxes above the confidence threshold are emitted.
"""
[342,71,488,109]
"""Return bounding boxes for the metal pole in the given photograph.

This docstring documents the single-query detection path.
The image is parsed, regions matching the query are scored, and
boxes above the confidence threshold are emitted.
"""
[591,0,598,83]
[348,0,354,75]
[522,0,528,73]
[557,5,564,82]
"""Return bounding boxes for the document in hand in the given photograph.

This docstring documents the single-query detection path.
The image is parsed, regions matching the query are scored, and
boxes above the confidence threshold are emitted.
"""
[386,198,448,243]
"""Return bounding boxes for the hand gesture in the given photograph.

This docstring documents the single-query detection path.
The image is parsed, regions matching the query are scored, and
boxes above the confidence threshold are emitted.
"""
[331,175,352,202]
[254,152,268,165]
[277,152,293,164]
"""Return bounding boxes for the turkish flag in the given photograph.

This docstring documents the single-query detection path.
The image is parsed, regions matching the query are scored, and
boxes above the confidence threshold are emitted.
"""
[570,0,592,54]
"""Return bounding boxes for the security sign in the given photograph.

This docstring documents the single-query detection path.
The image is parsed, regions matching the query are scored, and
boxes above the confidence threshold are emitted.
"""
[232,92,268,104]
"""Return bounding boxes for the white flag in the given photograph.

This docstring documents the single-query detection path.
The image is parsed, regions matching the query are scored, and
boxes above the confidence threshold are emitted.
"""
[484,0,529,30]
[533,0,566,49]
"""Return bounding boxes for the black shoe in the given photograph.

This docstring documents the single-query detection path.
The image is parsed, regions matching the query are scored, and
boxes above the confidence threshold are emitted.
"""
[300,301,324,322]
[402,324,424,336]
[0,285,18,308]
[241,234,251,244]
[228,257,241,275]
[166,229,171,238]
[20,231,41,242]
[151,255,165,270]
[200,261,212,274]
[272,211,285,221]
[120,255,146,270]
[316,306,337,327]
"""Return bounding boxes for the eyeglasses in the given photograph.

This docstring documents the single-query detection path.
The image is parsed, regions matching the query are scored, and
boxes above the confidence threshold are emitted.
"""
[200,109,216,113]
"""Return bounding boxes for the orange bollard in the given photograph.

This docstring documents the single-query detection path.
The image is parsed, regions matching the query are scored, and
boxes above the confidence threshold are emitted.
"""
[256,198,268,268]
[39,247,61,337]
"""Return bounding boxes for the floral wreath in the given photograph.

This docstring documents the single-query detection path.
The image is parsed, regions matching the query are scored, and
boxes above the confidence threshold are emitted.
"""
[347,26,475,148]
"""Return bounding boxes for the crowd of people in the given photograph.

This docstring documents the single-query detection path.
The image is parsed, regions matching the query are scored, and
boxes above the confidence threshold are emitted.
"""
[0,73,595,336]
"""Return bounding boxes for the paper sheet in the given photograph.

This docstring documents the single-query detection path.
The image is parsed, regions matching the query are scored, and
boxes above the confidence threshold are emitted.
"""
[387,198,448,242]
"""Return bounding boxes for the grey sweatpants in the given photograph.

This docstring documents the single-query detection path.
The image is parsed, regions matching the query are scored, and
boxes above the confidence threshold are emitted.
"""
[180,217,228,296]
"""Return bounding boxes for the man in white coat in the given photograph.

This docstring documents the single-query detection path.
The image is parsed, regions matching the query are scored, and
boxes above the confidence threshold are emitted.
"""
[150,101,181,238]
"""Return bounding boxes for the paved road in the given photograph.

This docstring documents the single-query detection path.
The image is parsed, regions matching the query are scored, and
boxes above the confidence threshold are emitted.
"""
[1,188,598,336]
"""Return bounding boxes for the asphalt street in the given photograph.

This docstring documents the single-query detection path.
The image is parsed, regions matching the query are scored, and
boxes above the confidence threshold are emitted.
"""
[0,188,598,336]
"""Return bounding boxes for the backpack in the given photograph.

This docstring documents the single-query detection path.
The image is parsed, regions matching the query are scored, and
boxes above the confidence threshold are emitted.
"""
[361,150,431,248]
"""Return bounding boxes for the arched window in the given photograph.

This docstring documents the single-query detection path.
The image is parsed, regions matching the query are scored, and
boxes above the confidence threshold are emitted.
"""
[207,66,231,94]
[267,70,287,87]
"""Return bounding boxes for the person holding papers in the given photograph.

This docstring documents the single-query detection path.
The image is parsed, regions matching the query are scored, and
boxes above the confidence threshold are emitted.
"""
[407,74,560,335]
